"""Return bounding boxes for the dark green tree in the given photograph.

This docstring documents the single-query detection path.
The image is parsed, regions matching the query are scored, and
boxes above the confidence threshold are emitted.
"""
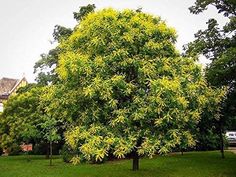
[185,0,236,158]
[73,4,96,22]
[40,116,61,166]
[34,4,96,85]
[21,124,40,161]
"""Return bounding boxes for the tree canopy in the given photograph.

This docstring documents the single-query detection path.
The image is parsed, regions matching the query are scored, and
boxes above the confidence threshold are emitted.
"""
[0,87,43,149]
[33,4,96,85]
[186,0,236,130]
[52,8,224,170]
[0,85,65,154]
[184,0,236,158]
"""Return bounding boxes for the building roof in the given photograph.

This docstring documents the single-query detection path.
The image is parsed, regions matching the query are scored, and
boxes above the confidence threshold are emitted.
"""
[0,77,19,95]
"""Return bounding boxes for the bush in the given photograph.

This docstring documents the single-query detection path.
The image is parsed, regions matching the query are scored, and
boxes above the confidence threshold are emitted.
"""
[196,130,220,151]
[0,147,3,156]
[32,142,63,155]
[60,144,108,164]
[31,143,47,155]
[60,144,75,163]
[8,144,22,156]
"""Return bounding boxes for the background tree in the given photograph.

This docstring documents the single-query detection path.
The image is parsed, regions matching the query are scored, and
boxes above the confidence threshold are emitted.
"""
[21,124,40,161]
[184,0,236,158]
[195,88,226,151]
[40,116,61,166]
[0,86,65,157]
[34,4,96,85]
[55,8,224,170]
[0,87,43,152]
[73,4,95,22]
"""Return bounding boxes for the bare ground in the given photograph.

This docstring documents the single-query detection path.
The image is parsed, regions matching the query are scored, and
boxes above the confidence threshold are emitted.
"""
[227,147,236,154]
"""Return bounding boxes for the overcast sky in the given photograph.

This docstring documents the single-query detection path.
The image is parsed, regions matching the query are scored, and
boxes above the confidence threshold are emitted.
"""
[0,0,227,82]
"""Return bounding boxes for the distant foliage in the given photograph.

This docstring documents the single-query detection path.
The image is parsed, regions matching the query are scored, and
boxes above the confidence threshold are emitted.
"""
[33,4,97,85]
[185,0,236,154]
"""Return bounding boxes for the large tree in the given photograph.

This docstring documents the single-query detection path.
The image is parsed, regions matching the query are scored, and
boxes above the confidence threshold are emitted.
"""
[54,9,224,170]
[185,0,236,158]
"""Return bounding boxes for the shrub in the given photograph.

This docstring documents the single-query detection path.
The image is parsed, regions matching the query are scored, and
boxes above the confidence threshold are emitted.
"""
[8,144,22,156]
[60,144,75,163]
[0,147,3,156]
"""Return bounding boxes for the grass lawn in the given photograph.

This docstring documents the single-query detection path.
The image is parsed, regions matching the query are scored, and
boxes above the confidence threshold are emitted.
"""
[0,151,235,177]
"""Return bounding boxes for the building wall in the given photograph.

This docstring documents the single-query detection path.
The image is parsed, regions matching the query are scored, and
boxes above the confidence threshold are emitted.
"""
[0,103,3,112]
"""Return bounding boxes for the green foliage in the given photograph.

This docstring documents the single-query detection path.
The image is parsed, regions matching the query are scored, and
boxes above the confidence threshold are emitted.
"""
[16,83,38,94]
[39,116,61,165]
[7,143,22,156]
[53,25,73,42]
[60,144,77,163]
[189,0,236,17]
[54,8,224,164]
[40,116,61,143]
[196,129,220,150]
[73,4,96,22]
[0,87,44,149]
[184,0,236,156]
[185,0,236,142]
[0,85,64,154]
[34,4,96,85]
[206,47,236,87]
[21,124,40,143]
[195,87,227,150]
[34,48,61,85]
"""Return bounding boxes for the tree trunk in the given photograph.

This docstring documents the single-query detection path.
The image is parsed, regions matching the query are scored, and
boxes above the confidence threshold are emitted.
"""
[132,150,139,171]
[45,143,49,159]
[49,141,53,166]
[219,122,225,159]
[181,150,184,156]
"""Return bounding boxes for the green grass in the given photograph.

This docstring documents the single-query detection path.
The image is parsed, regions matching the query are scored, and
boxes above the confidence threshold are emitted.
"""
[0,151,236,177]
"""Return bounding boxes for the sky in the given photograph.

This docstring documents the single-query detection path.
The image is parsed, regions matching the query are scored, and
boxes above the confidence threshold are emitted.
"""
[0,0,228,83]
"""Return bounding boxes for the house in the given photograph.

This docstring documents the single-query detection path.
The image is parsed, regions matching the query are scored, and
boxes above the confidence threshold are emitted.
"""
[0,77,27,112]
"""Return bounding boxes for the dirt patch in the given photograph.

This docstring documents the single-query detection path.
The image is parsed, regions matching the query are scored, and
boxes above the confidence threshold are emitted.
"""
[227,147,236,154]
